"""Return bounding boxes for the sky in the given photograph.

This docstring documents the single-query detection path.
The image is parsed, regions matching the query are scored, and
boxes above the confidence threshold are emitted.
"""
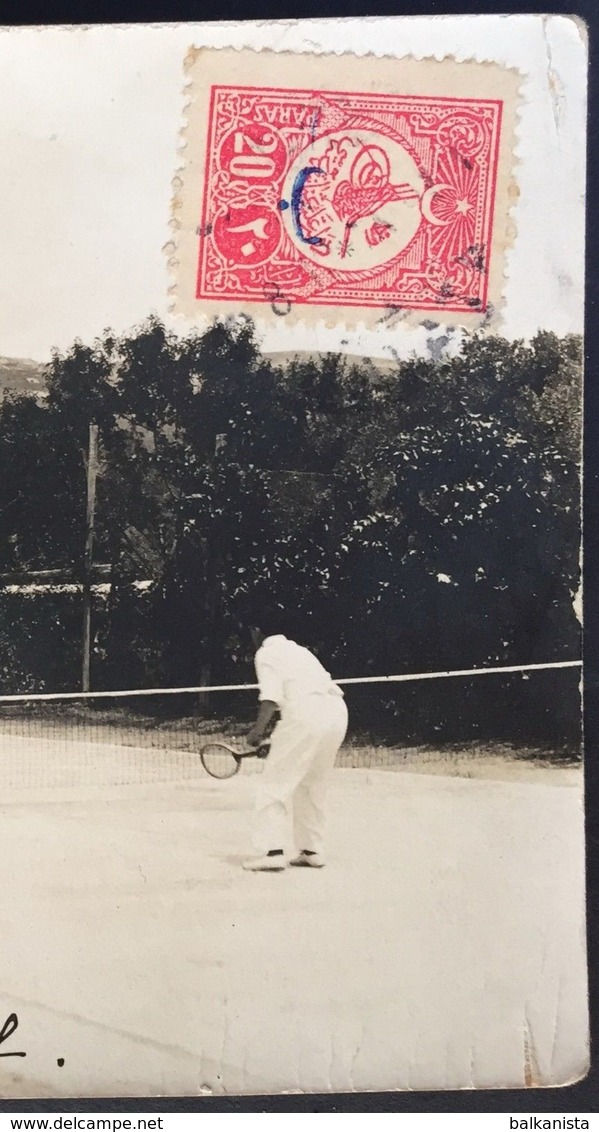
[0,15,586,363]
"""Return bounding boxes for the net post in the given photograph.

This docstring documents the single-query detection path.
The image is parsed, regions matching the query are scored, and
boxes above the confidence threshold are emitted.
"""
[82,422,99,694]
[198,434,227,711]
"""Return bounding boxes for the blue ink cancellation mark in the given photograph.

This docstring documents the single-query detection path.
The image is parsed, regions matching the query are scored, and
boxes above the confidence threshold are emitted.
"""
[278,167,325,246]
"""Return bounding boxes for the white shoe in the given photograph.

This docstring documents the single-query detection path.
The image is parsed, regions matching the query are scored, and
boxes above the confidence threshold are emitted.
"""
[242,854,286,872]
[289,851,325,868]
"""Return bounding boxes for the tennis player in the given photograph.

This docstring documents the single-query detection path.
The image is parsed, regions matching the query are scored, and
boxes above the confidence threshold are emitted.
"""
[243,612,348,872]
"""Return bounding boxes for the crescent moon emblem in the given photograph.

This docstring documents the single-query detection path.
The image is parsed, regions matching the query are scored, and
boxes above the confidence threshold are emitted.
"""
[420,183,455,226]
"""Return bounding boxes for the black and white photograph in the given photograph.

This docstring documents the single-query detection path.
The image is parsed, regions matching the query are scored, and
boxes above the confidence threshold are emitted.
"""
[0,14,588,1100]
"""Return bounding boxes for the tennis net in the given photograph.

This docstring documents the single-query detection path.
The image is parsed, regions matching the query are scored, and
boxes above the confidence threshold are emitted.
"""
[0,660,581,790]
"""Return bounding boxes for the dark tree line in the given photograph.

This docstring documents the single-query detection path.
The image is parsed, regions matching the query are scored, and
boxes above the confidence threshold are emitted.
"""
[0,317,582,746]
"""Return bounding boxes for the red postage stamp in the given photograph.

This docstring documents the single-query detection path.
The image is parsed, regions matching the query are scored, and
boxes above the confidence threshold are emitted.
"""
[173,50,518,325]
[197,87,501,315]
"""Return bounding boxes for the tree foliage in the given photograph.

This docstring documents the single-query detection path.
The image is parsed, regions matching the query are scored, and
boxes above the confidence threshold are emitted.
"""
[0,318,582,744]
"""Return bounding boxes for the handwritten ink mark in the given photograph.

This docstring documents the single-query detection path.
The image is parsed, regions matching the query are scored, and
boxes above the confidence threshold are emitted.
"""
[264,282,291,317]
[271,301,292,317]
[377,305,405,327]
[0,1013,26,1058]
[57,1058,65,1067]
[466,243,486,274]
[481,301,494,326]
[291,167,325,245]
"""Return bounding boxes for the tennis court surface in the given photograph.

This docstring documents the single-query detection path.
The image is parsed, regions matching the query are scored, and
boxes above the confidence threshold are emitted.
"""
[1,726,587,1098]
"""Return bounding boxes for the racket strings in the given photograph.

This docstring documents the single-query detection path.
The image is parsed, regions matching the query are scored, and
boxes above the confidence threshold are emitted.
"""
[200,742,241,779]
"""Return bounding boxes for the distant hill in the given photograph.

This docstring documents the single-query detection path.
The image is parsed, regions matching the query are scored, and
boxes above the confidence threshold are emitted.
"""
[266,351,398,376]
[0,357,47,399]
[0,350,395,405]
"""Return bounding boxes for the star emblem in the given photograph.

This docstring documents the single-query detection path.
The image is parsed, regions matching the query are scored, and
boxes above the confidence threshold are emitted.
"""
[455,198,473,215]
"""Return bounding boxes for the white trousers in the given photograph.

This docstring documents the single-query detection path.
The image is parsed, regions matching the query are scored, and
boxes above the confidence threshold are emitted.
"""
[253,694,348,856]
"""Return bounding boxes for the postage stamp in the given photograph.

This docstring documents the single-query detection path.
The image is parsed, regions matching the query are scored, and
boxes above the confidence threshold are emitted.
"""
[170,49,520,327]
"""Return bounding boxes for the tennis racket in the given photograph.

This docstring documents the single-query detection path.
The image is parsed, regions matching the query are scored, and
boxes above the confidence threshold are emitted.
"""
[200,739,270,780]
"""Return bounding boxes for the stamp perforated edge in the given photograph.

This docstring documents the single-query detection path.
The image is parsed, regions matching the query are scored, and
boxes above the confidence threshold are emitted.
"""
[166,45,524,334]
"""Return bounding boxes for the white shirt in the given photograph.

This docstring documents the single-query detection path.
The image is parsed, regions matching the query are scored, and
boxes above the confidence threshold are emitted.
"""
[255,635,344,708]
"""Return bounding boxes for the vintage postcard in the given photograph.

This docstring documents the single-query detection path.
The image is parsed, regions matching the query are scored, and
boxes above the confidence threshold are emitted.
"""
[0,15,588,1101]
